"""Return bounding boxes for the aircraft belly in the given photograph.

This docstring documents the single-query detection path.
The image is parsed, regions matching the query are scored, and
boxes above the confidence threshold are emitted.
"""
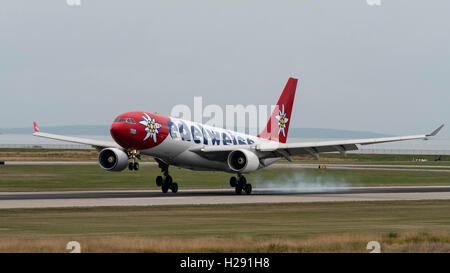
[140,137,187,159]
[171,150,230,172]
[140,138,228,171]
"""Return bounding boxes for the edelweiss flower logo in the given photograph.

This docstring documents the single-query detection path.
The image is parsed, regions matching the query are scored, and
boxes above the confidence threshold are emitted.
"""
[139,113,162,143]
[275,104,289,137]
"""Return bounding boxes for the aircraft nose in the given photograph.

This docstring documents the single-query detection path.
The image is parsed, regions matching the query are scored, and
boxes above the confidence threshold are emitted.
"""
[110,122,129,146]
[110,122,121,138]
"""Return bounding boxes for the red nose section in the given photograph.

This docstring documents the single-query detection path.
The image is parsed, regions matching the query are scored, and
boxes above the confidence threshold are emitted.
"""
[110,111,170,150]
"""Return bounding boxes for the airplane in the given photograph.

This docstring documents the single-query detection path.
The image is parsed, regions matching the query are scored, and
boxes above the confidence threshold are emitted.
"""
[32,77,444,195]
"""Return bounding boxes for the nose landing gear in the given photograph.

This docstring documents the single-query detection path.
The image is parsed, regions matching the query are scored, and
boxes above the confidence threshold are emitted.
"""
[128,162,139,171]
[230,174,252,195]
[155,158,178,193]
[127,150,141,171]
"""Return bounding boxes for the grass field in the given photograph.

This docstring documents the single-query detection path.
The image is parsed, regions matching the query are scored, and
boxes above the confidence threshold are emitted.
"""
[1,164,450,191]
[0,200,449,252]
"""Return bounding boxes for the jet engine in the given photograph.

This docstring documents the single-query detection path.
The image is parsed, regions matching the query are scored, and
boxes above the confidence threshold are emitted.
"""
[98,148,129,171]
[227,149,260,173]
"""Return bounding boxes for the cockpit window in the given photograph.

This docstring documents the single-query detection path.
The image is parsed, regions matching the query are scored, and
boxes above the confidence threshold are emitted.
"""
[114,118,136,124]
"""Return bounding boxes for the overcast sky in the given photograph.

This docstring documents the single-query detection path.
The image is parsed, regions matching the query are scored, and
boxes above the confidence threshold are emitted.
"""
[0,0,449,136]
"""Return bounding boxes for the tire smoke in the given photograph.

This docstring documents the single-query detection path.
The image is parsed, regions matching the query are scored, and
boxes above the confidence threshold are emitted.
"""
[252,171,351,194]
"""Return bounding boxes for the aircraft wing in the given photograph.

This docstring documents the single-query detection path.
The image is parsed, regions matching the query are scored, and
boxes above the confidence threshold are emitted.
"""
[191,124,444,161]
[32,122,120,150]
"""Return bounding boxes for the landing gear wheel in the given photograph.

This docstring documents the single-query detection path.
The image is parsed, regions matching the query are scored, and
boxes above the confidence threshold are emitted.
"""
[230,177,237,187]
[127,150,140,171]
[244,183,252,195]
[170,182,178,193]
[162,183,169,193]
[238,176,247,185]
[165,175,173,184]
[156,176,163,187]
[155,159,178,194]
[235,184,243,195]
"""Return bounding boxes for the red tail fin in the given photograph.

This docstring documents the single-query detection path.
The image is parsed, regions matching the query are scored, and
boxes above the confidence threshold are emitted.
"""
[33,121,40,133]
[258,77,298,143]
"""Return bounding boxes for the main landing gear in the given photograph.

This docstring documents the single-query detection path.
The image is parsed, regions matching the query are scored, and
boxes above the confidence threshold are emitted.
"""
[155,158,178,193]
[230,174,252,195]
[127,150,141,171]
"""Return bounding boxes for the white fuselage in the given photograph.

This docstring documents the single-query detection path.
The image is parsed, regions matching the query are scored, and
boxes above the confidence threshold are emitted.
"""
[139,117,280,172]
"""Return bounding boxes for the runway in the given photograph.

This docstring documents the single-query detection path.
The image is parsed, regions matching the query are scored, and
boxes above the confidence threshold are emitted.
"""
[1,186,449,209]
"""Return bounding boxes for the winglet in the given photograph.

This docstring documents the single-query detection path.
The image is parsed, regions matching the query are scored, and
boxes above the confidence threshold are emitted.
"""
[33,121,40,133]
[426,124,444,137]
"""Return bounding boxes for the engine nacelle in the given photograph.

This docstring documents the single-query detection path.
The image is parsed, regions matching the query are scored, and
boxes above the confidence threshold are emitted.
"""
[227,149,260,173]
[98,148,129,172]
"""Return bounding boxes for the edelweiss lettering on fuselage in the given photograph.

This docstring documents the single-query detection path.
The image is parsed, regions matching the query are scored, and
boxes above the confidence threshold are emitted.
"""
[167,118,255,146]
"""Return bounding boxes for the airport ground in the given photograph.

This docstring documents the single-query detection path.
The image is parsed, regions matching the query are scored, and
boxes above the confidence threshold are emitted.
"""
[1,149,450,191]
[0,148,449,252]
[1,164,450,192]
[0,201,449,252]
